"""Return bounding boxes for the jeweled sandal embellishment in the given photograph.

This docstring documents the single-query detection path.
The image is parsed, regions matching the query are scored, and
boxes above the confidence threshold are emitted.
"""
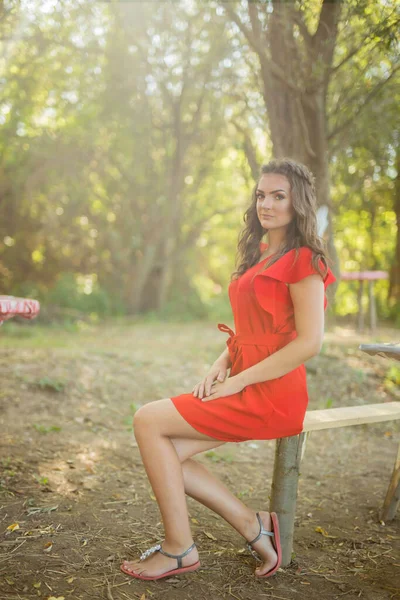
[140,544,161,561]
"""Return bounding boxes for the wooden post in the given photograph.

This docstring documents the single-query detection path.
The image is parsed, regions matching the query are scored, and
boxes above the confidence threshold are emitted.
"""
[368,280,377,332]
[380,442,400,522]
[357,280,364,332]
[269,432,308,566]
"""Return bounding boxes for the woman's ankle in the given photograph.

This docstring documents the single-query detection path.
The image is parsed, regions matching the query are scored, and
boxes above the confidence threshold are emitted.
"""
[239,509,260,540]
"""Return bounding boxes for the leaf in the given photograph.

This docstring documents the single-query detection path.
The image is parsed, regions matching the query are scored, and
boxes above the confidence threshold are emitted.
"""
[191,518,199,524]
[48,597,65,600]
[67,577,75,584]
[7,523,20,532]
[149,493,156,501]
[33,582,41,588]
[140,595,146,600]
[203,531,217,541]
[5,577,14,586]
[43,541,53,552]
[315,526,337,539]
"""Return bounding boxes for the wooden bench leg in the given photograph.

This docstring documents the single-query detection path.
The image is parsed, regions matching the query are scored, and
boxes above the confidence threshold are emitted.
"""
[368,280,377,332]
[357,280,364,332]
[380,441,400,522]
[270,432,308,566]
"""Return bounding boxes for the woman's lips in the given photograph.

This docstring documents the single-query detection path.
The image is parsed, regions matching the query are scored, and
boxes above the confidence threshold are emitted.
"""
[260,214,273,219]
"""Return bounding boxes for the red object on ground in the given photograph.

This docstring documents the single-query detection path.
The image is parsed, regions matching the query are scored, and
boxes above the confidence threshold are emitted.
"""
[171,244,336,442]
[0,295,40,325]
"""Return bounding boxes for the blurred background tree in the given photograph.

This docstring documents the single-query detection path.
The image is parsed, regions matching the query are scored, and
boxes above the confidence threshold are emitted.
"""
[0,0,399,324]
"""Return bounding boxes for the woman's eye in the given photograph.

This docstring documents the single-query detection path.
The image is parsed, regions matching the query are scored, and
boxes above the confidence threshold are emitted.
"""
[256,193,285,201]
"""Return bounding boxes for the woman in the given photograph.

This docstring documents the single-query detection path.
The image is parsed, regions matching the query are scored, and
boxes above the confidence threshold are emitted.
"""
[121,158,336,581]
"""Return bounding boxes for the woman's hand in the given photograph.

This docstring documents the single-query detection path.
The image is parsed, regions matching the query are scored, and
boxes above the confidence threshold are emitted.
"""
[192,360,230,399]
[201,374,245,402]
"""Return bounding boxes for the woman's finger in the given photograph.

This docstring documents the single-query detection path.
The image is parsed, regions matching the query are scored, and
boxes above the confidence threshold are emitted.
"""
[202,392,218,402]
[205,377,216,396]
[217,370,226,382]
[207,381,217,395]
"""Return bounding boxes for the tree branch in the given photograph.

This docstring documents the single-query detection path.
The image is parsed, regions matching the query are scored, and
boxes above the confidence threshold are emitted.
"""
[331,11,400,75]
[328,63,400,143]
[223,2,302,94]
[312,0,342,84]
[231,119,260,180]
[292,6,312,47]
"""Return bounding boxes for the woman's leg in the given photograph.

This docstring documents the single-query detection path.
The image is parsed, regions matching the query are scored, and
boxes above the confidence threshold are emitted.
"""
[122,399,276,577]
[173,438,257,535]
[122,398,222,577]
[173,439,278,576]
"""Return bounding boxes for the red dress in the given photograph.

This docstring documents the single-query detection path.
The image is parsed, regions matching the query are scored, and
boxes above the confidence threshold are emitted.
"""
[171,245,336,442]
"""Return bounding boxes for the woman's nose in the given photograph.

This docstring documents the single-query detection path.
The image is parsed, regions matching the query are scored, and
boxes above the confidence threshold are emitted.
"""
[260,196,273,209]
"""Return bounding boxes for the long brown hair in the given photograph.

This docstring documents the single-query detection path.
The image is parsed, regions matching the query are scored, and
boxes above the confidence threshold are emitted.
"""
[231,158,330,280]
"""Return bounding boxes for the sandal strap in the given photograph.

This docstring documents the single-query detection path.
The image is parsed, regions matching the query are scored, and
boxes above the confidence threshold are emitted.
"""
[247,512,274,546]
[159,542,197,570]
[140,543,162,561]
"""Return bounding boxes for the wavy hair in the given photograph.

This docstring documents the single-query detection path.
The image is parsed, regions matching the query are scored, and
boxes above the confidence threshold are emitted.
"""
[231,158,331,280]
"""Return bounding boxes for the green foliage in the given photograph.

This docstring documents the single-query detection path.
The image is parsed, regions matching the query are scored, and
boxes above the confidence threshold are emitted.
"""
[384,365,400,394]
[205,450,234,463]
[142,287,209,322]
[32,424,62,434]
[34,475,49,486]
[45,273,116,316]
[130,402,139,414]
[34,377,66,393]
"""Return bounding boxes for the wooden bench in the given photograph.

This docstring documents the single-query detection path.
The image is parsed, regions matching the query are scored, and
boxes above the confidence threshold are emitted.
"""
[269,401,400,566]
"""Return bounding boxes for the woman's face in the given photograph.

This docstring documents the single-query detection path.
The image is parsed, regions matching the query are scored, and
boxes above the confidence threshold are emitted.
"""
[256,173,295,231]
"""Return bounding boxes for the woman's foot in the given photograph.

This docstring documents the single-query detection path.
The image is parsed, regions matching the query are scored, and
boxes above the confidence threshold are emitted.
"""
[121,541,200,578]
[243,511,278,576]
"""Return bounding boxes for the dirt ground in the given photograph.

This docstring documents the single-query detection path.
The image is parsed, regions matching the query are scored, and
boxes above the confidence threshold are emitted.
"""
[0,319,399,600]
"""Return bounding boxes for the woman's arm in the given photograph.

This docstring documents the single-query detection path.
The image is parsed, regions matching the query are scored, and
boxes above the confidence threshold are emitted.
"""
[202,275,324,401]
[237,274,324,387]
[213,347,232,368]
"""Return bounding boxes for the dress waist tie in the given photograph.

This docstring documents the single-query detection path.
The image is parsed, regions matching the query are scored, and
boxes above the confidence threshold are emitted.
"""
[217,323,297,355]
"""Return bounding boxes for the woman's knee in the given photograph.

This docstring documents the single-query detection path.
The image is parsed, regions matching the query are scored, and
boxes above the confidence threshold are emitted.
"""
[133,403,156,433]
[132,398,174,433]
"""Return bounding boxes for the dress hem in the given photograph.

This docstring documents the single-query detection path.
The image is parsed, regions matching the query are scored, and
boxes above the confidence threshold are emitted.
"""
[170,396,303,443]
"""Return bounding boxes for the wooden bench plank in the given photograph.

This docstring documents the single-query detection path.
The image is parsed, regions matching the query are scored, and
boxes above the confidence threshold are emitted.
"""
[359,343,400,361]
[303,401,400,432]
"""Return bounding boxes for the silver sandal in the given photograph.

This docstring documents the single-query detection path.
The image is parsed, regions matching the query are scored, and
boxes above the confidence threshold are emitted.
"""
[139,541,196,567]
[246,512,275,561]
[120,541,200,580]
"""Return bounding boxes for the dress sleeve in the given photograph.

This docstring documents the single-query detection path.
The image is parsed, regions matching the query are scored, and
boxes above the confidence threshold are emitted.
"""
[253,247,336,326]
